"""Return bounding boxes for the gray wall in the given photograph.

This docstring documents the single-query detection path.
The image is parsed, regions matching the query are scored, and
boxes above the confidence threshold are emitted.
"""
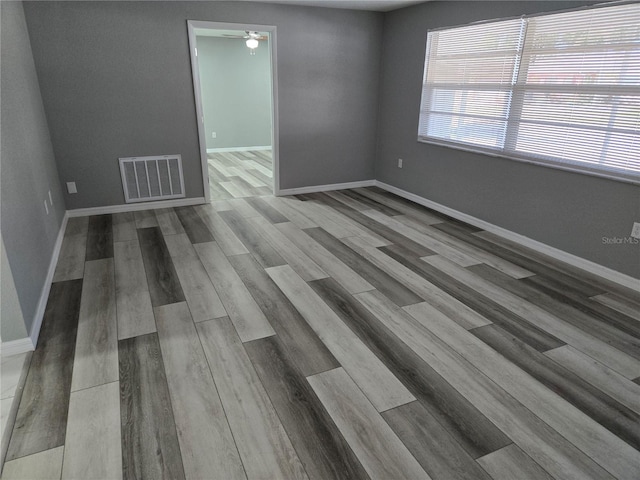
[1,1,66,341]
[197,36,272,150]
[376,0,640,279]
[23,1,382,208]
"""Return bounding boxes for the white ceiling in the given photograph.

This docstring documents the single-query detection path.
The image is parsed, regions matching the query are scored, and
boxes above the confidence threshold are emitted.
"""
[214,0,429,12]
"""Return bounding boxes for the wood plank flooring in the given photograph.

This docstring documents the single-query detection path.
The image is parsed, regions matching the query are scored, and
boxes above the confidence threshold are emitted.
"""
[208,150,273,200]
[3,185,640,480]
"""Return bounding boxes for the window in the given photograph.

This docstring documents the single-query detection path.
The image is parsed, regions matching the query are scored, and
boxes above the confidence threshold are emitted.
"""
[418,2,640,183]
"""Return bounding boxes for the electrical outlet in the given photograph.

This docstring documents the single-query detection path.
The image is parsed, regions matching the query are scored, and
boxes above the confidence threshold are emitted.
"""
[212,132,217,139]
[631,222,640,239]
[48,190,53,206]
[398,158,403,168]
[67,182,77,194]
[44,200,49,215]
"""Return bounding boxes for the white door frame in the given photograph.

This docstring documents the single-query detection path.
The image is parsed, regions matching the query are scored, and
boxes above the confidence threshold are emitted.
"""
[187,20,280,202]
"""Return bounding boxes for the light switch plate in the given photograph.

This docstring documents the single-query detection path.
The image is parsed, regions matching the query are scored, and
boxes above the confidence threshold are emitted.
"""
[67,182,77,194]
[631,222,640,239]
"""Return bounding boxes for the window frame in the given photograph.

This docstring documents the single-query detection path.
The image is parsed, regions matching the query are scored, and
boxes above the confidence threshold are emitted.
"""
[417,1,640,185]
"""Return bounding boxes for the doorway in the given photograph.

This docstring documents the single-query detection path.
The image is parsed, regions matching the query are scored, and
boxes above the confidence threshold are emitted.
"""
[187,21,279,202]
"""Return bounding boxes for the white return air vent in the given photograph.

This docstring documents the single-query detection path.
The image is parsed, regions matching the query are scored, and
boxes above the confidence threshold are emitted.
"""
[119,154,186,203]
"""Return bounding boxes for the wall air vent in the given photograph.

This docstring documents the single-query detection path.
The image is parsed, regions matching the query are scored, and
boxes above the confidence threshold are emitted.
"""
[119,154,186,203]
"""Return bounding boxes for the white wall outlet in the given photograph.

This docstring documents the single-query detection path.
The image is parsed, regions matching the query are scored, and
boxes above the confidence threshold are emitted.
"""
[48,190,53,206]
[212,132,217,139]
[67,182,77,194]
[44,200,49,215]
[398,158,403,168]
[631,222,640,239]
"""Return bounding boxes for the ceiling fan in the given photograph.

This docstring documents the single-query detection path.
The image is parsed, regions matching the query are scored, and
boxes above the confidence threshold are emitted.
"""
[221,31,268,54]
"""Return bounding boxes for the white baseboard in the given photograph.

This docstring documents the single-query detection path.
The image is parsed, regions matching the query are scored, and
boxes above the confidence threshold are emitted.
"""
[1,338,34,357]
[277,180,376,196]
[1,213,69,357]
[27,212,69,350]
[207,146,272,153]
[67,197,206,217]
[375,181,640,292]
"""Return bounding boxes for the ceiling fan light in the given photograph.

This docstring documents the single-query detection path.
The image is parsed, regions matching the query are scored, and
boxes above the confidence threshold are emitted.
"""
[246,38,259,49]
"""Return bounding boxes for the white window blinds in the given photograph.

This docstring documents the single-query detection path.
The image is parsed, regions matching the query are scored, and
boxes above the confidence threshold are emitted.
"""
[418,2,640,183]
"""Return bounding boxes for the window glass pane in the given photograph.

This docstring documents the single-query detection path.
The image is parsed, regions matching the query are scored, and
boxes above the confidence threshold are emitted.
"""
[418,2,640,182]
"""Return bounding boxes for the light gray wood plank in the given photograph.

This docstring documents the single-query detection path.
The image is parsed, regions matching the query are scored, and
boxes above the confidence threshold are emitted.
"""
[307,368,430,480]
[112,212,137,242]
[262,196,317,229]
[227,166,264,188]
[220,180,251,197]
[164,234,227,322]
[286,198,370,240]
[361,209,480,267]
[276,222,374,294]
[155,208,186,235]
[227,198,261,217]
[71,259,118,392]
[52,217,88,282]
[61,382,122,480]
[249,216,328,281]
[197,318,308,480]
[114,240,156,340]
[477,444,554,480]
[546,345,640,415]
[212,199,233,212]
[344,237,491,328]
[591,293,640,322]
[154,302,246,480]
[403,299,640,480]
[195,205,249,256]
[424,255,640,379]
[2,446,64,480]
[266,264,415,412]
[195,242,275,341]
[353,289,615,480]
[134,210,158,228]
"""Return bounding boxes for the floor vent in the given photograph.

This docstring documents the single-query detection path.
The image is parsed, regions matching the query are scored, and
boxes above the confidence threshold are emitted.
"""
[119,155,186,203]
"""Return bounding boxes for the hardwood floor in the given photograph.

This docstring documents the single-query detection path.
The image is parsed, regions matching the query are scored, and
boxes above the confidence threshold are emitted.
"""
[208,150,273,200]
[3,186,640,480]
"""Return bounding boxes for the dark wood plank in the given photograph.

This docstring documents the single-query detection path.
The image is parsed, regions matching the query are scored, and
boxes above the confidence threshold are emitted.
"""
[245,197,288,224]
[308,278,511,458]
[335,190,403,216]
[228,253,339,376]
[380,243,565,351]
[304,192,434,258]
[474,230,615,298]
[470,264,640,359]
[304,227,423,307]
[472,324,640,451]
[85,214,113,261]
[522,274,640,341]
[434,222,607,298]
[174,206,214,244]
[382,401,492,480]
[219,209,286,268]
[244,336,369,480]
[137,227,185,306]
[361,187,482,232]
[119,333,185,480]
[6,280,82,461]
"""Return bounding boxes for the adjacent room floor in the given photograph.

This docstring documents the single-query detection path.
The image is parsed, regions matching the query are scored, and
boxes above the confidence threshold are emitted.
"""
[2,187,640,480]
[208,149,273,200]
